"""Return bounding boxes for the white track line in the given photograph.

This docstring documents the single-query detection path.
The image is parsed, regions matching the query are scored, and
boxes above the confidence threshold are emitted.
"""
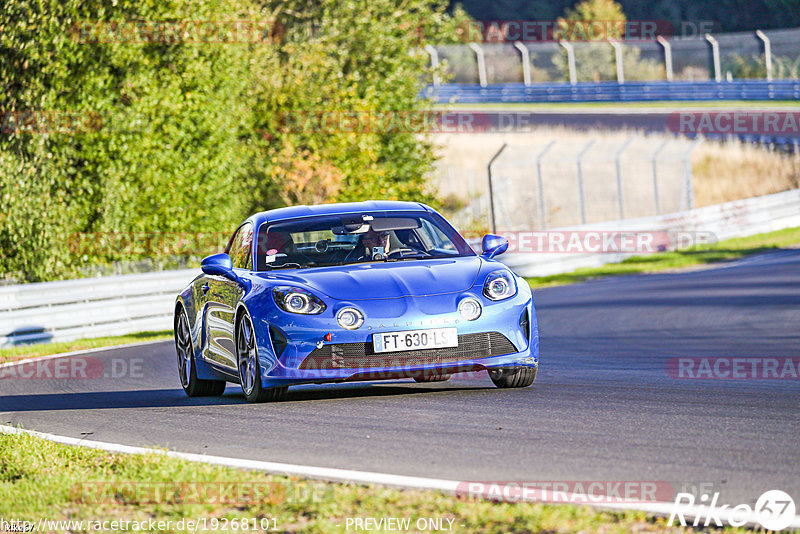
[1,425,797,529]
[0,424,458,492]
[0,338,171,370]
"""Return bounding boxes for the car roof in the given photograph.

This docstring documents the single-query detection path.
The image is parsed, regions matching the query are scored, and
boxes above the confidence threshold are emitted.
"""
[250,201,432,226]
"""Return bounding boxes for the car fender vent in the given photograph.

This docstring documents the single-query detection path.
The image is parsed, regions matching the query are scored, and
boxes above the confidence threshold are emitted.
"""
[519,308,530,341]
[269,326,288,357]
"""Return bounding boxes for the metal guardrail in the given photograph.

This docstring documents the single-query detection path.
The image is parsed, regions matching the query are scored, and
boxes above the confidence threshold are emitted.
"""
[0,269,196,346]
[499,188,800,277]
[427,28,800,86]
[422,80,800,103]
[2,188,799,346]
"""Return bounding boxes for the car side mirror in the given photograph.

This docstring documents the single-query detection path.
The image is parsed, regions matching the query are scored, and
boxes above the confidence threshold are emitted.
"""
[201,253,237,281]
[481,234,509,259]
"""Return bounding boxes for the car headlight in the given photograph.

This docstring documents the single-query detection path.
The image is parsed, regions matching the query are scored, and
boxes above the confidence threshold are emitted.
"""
[483,271,517,301]
[458,297,482,321]
[337,307,364,330]
[273,286,326,314]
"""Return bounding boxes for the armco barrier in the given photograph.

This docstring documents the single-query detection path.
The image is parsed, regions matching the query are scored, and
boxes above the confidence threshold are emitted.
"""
[500,188,800,277]
[0,269,196,347]
[2,188,799,346]
[422,80,800,104]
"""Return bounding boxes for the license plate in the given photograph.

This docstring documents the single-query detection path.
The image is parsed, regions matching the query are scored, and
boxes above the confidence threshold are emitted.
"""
[372,327,458,353]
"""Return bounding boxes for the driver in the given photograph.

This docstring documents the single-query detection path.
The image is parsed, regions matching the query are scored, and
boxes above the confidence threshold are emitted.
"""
[362,228,389,255]
[347,228,390,261]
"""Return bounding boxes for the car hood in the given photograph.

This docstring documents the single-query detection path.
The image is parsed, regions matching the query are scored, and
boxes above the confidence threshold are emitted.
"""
[255,257,482,300]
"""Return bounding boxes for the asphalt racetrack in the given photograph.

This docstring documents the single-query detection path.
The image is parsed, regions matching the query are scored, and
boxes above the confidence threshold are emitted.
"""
[2,249,799,508]
[464,109,800,141]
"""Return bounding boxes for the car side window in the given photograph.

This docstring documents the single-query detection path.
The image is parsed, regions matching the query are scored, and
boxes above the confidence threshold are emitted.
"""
[419,219,452,250]
[227,223,253,270]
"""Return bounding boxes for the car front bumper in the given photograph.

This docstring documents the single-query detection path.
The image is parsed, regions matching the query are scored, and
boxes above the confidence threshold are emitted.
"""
[253,289,539,388]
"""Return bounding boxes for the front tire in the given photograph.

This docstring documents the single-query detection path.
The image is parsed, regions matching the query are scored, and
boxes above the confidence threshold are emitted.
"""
[236,312,288,403]
[489,366,537,388]
[175,308,226,397]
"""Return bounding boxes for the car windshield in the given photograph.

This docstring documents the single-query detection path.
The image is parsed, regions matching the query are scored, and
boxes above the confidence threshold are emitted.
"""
[255,212,474,270]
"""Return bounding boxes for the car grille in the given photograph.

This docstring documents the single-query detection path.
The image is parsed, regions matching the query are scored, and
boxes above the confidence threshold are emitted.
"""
[299,331,517,370]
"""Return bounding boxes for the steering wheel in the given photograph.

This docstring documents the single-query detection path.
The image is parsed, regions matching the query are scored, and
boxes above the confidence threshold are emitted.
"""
[315,239,330,253]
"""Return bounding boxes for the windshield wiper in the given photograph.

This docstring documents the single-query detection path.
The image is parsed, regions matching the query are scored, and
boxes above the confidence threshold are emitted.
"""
[268,262,305,269]
[385,254,438,262]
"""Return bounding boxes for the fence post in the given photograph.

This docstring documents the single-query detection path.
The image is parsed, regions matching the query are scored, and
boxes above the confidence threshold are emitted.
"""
[652,139,670,214]
[559,40,577,85]
[657,36,673,82]
[424,45,441,87]
[683,139,703,210]
[534,141,556,230]
[755,30,773,82]
[514,41,532,86]
[576,140,595,224]
[705,34,722,82]
[468,43,488,87]
[615,138,634,219]
[608,39,625,83]
[487,143,508,233]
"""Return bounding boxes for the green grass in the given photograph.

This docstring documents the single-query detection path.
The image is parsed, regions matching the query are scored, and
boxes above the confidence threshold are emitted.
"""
[0,331,171,365]
[528,226,800,288]
[0,430,746,533]
[437,100,800,110]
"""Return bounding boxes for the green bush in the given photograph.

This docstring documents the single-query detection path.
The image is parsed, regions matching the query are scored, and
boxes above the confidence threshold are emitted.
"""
[0,0,457,282]
[550,0,664,82]
[723,53,800,79]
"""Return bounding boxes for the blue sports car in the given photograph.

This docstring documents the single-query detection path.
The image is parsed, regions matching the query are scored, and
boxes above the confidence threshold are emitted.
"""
[174,201,539,402]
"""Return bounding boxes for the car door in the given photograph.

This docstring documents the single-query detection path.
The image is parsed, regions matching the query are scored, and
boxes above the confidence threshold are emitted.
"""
[203,222,253,370]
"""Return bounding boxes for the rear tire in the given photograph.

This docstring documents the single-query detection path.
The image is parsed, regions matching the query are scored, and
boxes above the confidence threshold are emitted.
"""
[175,308,226,397]
[236,312,288,403]
[489,366,537,388]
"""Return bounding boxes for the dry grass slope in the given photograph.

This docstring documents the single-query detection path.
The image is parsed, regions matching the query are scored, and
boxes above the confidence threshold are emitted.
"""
[692,141,800,206]
[430,129,800,226]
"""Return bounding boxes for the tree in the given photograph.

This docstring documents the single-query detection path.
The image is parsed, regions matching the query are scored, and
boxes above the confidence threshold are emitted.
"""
[449,0,800,33]
[562,0,626,22]
[1,0,462,281]
[551,0,663,82]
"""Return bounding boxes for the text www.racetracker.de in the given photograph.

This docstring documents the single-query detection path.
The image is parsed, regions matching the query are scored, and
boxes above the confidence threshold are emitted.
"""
[0,517,279,532]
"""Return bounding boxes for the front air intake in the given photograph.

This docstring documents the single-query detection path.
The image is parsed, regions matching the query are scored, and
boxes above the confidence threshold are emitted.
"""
[299,331,516,370]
